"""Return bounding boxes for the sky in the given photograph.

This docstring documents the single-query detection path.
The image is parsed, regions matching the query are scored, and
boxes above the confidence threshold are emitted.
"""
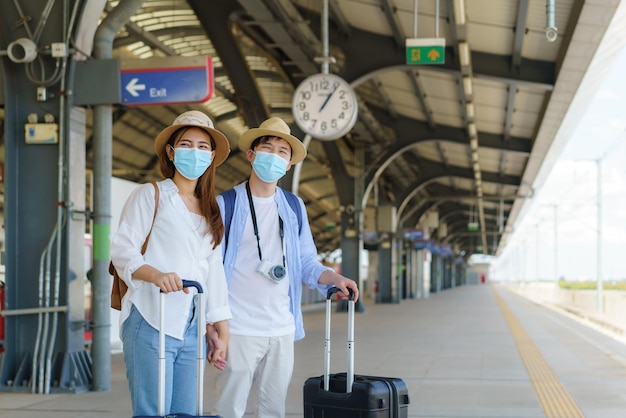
[492,37,626,282]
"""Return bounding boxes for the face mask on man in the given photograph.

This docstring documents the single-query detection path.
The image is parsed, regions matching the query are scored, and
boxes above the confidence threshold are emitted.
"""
[172,147,213,180]
[252,151,288,183]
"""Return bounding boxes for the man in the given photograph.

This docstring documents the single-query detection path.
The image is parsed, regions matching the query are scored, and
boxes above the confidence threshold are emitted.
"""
[210,117,359,418]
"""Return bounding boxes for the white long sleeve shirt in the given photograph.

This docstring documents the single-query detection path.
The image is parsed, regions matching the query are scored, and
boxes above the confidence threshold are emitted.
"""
[110,179,231,340]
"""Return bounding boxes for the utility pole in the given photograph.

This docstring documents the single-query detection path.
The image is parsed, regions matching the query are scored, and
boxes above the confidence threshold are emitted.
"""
[553,205,558,282]
[596,159,603,313]
[592,130,625,313]
[535,223,540,281]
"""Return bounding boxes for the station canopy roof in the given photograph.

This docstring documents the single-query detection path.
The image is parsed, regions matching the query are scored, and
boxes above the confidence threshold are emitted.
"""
[74,1,626,257]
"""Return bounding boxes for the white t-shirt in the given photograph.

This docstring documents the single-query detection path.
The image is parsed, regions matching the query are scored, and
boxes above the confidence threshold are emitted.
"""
[228,194,295,337]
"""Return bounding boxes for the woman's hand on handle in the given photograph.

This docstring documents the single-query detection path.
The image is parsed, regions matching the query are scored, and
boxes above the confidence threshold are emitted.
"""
[133,265,190,294]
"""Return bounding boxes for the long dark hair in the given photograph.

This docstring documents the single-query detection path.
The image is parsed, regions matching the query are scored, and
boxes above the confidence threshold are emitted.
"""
[158,127,224,249]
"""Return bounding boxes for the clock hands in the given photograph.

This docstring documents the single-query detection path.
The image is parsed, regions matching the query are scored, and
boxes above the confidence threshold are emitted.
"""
[318,83,339,112]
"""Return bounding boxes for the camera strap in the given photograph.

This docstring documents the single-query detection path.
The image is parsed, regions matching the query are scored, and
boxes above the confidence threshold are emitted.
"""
[245,181,286,267]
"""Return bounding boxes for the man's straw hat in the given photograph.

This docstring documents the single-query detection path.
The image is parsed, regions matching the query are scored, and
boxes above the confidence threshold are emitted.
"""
[238,117,307,164]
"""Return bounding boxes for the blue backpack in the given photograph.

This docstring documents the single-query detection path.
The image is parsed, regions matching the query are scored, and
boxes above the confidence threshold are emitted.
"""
[221,187,303,252]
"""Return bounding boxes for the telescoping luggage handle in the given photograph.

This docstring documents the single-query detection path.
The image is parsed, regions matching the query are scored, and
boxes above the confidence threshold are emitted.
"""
[324,287,355,393]
[159,280,204,417]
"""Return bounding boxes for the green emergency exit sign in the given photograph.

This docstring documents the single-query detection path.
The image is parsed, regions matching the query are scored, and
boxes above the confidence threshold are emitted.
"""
[406,38,446,65]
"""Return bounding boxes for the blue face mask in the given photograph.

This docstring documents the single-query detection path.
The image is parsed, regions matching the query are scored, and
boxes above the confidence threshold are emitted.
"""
[252,151,288,183]
[173,147,213,180]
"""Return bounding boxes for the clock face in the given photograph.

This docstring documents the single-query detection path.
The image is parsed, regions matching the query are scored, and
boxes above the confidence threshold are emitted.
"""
[292,73,358,141]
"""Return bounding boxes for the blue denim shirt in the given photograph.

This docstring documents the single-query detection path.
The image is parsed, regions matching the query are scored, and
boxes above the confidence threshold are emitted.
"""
[217,182,332,341]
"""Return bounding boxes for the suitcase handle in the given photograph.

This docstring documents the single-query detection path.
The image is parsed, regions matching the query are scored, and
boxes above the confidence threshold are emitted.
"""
[158,279,205,416]
[159,279,204,293]
[324,287,355,393]
[326,286,355,300]
[182,279,204,293]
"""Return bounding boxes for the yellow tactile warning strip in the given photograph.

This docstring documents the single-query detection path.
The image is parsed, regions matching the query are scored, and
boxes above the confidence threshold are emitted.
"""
[492,287,585,418]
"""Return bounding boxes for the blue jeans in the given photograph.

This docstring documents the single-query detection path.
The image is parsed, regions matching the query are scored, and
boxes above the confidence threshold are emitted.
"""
[122,303,202,416]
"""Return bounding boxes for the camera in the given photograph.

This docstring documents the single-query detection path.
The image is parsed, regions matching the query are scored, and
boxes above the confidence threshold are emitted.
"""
[545,26,558,42]
[257,259,287,283]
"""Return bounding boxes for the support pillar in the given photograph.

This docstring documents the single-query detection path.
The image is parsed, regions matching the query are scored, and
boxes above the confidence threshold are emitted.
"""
[376,235,401,303]
[337,207,365,312]
[0,0,91,393]
[406,244,416,299]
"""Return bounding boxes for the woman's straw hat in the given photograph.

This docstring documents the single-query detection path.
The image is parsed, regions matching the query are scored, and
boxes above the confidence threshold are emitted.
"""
[154,110,230,166]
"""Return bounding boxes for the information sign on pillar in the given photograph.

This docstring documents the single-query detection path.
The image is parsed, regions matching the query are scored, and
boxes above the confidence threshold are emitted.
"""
[120,56,213,106]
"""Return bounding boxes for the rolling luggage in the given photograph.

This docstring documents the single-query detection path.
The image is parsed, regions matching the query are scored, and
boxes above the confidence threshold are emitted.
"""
[134,280,220,418]
[303,288,410,417]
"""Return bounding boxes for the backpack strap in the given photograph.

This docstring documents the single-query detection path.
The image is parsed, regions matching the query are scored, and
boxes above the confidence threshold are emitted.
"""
[221,188,236,252]
[283,190,303,235]
[142,181,160,252]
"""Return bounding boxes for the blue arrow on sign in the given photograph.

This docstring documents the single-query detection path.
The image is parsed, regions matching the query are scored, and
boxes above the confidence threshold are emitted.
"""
[120,56,213,106]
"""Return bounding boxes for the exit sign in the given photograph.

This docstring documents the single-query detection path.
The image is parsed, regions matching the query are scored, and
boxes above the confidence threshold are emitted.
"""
[406,38,445,65]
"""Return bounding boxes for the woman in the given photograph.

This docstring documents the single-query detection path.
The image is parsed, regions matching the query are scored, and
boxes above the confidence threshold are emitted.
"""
[110,110,231,416]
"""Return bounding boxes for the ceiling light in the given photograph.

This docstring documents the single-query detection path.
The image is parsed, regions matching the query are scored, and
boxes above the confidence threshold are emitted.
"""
[466,102,475,119]
[459,42,470,67]
[468,122,477,137]
[463,77,473,97]
[471,150,479,162]
[470,137,478,150]
[453,0,466,25]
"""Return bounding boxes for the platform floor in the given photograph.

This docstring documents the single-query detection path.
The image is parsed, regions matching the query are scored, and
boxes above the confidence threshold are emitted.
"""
[2,283,626,417]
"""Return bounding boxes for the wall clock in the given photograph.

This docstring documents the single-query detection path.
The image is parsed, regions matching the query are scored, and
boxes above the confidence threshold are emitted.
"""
[292,73,358,141]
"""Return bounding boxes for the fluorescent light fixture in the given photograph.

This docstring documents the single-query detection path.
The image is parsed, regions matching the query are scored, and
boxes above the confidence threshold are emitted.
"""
[471,150,479,162]
[459,42,470,66]
[468,122,477,137]
[453,0,466,25]
[470,137,478,150]
[473,162,480,172]
[466,102,475,119]
[463,77,473,97]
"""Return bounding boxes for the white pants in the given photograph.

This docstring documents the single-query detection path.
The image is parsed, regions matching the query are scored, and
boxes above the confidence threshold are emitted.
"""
[216,333,295,418]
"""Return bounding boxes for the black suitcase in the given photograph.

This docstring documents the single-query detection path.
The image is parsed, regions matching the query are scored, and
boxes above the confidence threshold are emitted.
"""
[134,280,220,418]
[303,288,410,417]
